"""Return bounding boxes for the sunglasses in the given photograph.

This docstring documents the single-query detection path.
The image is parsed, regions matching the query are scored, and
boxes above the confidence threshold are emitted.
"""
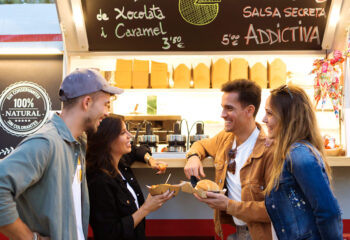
[227,148,237,174]
[276,84,293,99]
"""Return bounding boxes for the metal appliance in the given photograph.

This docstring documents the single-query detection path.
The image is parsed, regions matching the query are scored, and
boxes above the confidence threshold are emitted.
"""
[138,123,159,153]
[190,122,209,146]
[166,121,187,152]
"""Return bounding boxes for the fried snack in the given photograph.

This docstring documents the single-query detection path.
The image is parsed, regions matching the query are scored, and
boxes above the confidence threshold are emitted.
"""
[158,163,167,171]
[325,147,341,156]
[195,179,220,192]
[147,184,181,196]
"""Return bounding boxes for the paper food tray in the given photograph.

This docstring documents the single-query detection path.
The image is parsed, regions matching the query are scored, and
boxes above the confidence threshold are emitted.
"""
[146,183,185,196]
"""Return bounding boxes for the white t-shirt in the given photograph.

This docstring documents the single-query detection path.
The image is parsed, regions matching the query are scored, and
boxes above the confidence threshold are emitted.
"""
[271,223,279,240]
[226,127,260,226]
[120,172,140,209]
[72,158,85,240]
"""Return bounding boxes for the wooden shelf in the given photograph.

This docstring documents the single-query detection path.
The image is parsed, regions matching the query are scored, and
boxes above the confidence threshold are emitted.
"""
[131,154,350,168]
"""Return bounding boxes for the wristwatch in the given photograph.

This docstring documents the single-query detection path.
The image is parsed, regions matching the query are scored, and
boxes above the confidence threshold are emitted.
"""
[186,153,199,160]
[32,232,41,240]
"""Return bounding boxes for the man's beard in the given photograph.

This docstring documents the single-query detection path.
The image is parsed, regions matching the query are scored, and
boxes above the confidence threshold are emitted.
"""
[84,116,98,135]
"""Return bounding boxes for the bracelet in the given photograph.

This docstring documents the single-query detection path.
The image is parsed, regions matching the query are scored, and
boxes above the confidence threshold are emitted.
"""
[186,153,199,160]
[144,154,151,165]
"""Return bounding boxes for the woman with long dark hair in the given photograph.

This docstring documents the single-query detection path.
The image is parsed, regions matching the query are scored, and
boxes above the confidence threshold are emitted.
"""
[86,117,173,240]
[262,85,342,240]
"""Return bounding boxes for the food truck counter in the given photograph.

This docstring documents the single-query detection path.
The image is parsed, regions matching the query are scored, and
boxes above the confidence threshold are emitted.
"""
[131,153,350,168]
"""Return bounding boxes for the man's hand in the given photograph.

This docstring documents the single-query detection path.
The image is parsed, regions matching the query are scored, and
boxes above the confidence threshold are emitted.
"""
[193,192,229,211]
[0,218,51,240]
[184,155,205,179]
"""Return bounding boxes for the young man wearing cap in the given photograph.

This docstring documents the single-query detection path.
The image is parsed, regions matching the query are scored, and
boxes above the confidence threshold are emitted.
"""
[184,79,273,240]
[0,69,123,240]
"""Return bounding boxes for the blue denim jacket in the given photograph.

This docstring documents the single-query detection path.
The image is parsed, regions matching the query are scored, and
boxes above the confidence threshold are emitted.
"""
[0,114,89,240]
[265,142,342,240]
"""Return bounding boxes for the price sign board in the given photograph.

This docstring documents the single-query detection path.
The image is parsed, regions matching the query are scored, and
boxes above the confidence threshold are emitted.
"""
[82,0,331,51]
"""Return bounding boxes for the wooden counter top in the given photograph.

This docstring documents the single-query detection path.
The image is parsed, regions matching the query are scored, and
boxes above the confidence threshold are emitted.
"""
[327,157,350,167]
[131,153,350,168]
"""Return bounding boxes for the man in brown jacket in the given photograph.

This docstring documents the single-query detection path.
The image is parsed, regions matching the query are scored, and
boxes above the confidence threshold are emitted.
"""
[184,79,273,240]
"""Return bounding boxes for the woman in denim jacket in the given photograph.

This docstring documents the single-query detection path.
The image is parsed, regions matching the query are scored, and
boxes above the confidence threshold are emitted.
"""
[262,85,343,240]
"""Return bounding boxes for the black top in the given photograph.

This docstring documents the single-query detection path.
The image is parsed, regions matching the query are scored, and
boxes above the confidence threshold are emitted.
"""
[87,147,150,240]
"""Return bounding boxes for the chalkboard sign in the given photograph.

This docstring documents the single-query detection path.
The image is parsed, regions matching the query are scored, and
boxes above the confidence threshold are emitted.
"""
[81,0,331,51]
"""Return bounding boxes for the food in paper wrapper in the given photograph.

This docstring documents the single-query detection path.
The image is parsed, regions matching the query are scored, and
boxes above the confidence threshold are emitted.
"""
[325,148,341,156]
[323,135,345,156]
[195,179,220,191]
[180,179,226,198]
[147,183,181,196]
[158,163,167,172]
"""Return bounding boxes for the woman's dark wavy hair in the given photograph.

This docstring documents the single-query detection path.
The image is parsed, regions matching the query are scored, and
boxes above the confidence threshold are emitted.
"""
[86,117,123,177]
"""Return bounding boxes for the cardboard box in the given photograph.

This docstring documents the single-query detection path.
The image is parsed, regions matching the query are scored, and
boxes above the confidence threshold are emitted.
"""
[133,59,149,88]
[173,64,191,88]
[193,63,210,88]
[151,61,168,88]
[115,59,132,88]
[212,58,229,89]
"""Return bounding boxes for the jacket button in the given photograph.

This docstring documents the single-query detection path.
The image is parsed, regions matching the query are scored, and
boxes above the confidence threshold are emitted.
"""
[272,204,275,209]
[125,168,127,171]
[130,178,133,180]
[137,194,139,196]
[126,200,130,204]
[281,229,285,233]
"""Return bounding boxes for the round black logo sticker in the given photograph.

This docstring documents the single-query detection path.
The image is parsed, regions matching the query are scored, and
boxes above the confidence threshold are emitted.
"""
[0,82,52,136]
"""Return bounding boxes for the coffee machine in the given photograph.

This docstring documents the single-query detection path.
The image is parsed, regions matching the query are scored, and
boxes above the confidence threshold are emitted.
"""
[137,123,159,153]
[166,121,187,152]
[112,114,182,152]
[190,122,209,146]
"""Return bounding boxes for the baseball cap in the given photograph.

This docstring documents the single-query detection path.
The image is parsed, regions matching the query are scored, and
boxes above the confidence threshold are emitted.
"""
[59,68,124,101]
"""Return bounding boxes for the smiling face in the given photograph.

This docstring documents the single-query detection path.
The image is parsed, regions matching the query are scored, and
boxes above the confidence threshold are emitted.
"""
[111,121,132,157]
[262,96,279,138]
[221,92,248,133]
[84,91,111,133]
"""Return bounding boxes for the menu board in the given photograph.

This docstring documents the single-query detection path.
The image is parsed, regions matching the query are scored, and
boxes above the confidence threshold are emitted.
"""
[81,0,331,51]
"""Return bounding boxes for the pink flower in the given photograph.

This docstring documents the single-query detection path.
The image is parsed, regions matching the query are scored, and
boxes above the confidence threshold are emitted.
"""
[322,62,328,73]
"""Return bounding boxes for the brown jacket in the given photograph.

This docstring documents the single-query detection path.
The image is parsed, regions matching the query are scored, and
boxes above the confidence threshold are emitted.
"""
[187,124,273,240]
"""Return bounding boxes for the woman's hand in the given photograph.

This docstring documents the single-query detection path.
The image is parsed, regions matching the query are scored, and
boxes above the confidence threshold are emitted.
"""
[149,160,168,174]
[142,191,174,214]
[133,191,174,228]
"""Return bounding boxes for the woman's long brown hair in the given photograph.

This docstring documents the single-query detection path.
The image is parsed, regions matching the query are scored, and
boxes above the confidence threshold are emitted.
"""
[265,85,332,195]
[86,117,123,177]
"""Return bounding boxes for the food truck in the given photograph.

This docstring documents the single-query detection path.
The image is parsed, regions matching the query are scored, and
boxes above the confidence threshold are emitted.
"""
[1,0,350,239]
